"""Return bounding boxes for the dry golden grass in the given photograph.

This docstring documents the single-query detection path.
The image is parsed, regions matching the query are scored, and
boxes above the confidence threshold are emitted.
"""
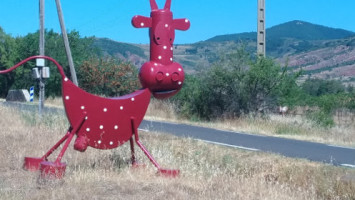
[1,105,355,199]
[45,97,65,109]
[145,99,355,147]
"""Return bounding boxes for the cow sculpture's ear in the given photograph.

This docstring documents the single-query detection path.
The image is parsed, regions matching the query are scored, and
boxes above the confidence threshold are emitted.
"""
[173,18,190,31]
[132,15,152,28]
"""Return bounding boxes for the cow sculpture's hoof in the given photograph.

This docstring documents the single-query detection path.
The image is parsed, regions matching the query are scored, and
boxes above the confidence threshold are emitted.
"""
[23,157,44,171]
[39,161,67,179]
[158,169,180,178]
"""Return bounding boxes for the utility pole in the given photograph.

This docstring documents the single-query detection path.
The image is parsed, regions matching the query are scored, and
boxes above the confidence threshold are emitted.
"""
[257,0,266,57]
[38,0,45,115]
[55,0,78,86]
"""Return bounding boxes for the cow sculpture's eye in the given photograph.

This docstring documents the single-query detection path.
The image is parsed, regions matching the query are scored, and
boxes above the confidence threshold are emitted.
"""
[154,34,162,44]
[169,29,175,44]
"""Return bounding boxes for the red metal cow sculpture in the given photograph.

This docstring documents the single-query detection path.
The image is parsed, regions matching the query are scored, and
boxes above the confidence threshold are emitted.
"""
[0,0,189,179]
[132,0,190,99]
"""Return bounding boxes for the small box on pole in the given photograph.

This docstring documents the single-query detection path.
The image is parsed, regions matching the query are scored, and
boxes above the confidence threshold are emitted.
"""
[42,67,50,78]
[36,58,45,67]
[32,68,40,79]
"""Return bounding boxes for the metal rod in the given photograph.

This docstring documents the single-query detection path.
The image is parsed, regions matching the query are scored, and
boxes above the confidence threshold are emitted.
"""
[130,137,136,165]
[41,128,72,160]
[131,118,161,169]
[55,0,78,86]
[55,115,86,164]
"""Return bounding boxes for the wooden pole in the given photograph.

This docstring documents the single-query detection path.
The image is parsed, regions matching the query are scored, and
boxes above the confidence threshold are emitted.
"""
[55,0,78,86]
[39,0,45,115]
[257,0,266,57]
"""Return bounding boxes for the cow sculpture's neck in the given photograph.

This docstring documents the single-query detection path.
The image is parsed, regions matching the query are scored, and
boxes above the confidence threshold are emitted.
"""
[132,0,190,99]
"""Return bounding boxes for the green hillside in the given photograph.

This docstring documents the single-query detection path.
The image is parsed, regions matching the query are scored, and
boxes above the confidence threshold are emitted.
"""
[207,20,355,43]
[207,32,256,42]
[93,38,146,58]
[267,20,355,40]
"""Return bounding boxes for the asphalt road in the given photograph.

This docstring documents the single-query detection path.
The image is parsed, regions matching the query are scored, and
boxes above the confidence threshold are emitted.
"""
[2,101,355,168]
[140,120,355,168]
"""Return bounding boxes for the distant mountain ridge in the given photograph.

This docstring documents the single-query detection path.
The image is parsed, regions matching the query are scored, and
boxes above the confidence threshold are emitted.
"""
[206,20,355,42]
[93,20,355,85]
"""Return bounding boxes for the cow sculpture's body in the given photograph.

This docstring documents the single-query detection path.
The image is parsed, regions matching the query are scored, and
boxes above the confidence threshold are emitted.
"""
[1,0,189,179]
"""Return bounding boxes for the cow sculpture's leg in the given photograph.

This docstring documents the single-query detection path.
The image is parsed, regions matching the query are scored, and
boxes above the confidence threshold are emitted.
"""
[24,113,87,179]
[24,127,73,171]
[129,137,137,165]
[130,117,180,177]
[39,114,87,179]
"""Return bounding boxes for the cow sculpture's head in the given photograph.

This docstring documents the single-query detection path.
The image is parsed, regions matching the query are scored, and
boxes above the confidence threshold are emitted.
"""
[132,0,190,99]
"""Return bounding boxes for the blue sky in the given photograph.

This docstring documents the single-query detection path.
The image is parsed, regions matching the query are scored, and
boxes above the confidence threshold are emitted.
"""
[0,0,353,44]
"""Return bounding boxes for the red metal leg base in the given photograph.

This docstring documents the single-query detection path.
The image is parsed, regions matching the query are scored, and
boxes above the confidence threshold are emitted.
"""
[131,162,146,169]
[39,161,67,179]
[23,157,44,171]
[158,169,180,178]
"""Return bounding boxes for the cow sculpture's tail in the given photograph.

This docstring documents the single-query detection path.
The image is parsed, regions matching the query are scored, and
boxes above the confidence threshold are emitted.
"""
[0,55,66,78]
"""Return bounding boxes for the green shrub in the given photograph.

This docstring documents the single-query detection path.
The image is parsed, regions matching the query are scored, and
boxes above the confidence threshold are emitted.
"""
[173,48,300,120]
[306,110,335,128]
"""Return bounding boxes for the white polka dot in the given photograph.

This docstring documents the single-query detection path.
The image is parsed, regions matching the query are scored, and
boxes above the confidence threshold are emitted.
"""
[86,128,90,132]
[65,96,70,100]
[140,22,144,27]
[98,140,102,144]
[166,73,170,77]
[100,125,104,129]
[81,106,85,110]
[163,46,167,49]
[114,125,118,130]
[178,68,182,72]
[185,19,189,23]
[110,141,113,145]
[151,68,154,72]
[154,63,158,66]
[178,81,182,85]
[158,56,162,60]
[170,47,173,51]
[131,98,135,101]
[103,108,107,112]
[120,106,124,110]
[85,117,88,120]
[64,77,68,81]
[165,24,169,28]
[170,58,173,61]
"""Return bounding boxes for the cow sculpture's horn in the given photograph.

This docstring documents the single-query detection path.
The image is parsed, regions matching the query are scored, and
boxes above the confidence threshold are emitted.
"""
[164,0,171,10]
[150,0,158,10]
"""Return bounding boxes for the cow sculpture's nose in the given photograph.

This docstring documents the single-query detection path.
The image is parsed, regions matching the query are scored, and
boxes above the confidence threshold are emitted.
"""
[139,61,184,99]
[171,72,179,82]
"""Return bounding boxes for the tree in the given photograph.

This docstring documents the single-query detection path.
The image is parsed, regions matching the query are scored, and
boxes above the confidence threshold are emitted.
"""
[248,57,303,112]
[78,58,140,97]
[301,78,345,97]
[14,30,96,97]
[0,27,19,97]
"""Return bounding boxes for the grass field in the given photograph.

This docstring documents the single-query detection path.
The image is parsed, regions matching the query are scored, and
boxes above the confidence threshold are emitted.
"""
[1,103,355,199]
[145,99,355,147]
